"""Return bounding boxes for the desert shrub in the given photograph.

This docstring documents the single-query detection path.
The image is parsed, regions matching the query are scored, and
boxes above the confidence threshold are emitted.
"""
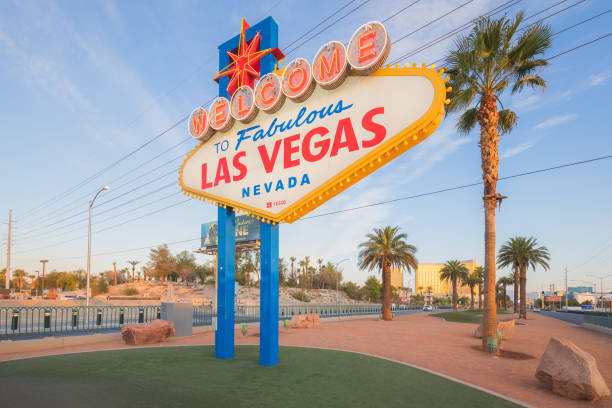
[241,324,248,336]
[292,290,311,302]
[123,287,139,296]
[342,281,363,300]
[283,319,290,330]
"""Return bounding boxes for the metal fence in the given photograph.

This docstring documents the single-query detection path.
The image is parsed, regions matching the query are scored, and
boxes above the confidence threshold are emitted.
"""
[2,304,421,340]
[584,314,612,329]
[0,306,160,340]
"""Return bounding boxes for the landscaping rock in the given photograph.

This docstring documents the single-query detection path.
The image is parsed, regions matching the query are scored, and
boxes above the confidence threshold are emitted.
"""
[535,337,610,401]
[290,313,320,329]
[121,319,175,345]
[474,319,515,340]
[498,319,515,340]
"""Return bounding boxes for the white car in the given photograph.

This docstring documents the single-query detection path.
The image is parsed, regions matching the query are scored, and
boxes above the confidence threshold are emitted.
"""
[422,305,434,312]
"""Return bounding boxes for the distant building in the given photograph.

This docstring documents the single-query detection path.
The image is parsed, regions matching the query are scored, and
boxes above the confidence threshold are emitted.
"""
[569,286,594,294]
[415,260,479,299]
[390,267,403,289]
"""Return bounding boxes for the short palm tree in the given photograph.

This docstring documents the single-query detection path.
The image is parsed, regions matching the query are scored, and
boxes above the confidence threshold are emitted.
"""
[439,260,469,311]
[497,236,550,319]
[497,275,514,310]
[358,226,418,320]
[445,12,552,346]
[463,272,481,309]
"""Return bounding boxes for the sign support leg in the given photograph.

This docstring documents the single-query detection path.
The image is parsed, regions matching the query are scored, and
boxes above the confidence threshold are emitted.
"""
[215,206,235,359]
[259,222,279,366]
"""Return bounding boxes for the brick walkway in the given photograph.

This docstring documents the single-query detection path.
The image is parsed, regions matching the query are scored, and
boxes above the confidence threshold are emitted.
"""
[1,312,610,407]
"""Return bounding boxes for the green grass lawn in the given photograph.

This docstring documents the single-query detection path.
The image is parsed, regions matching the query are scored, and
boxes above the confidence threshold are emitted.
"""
[0,346,521,408]
[431,309,510,324]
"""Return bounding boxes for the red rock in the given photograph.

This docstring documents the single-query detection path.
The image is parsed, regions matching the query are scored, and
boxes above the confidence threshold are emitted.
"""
[535,337,610,401]
[290,313,320,329]
[121,319,175,345]
[474,319,515,340]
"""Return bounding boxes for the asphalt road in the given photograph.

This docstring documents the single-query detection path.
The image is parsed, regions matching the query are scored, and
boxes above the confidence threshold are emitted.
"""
[538,310,584,325]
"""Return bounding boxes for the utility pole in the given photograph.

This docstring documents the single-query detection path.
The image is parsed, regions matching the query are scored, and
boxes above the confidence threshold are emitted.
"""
[4,210,11,290]
[564,267,568,310]
[587,274,612,312]
[40,260,48,294]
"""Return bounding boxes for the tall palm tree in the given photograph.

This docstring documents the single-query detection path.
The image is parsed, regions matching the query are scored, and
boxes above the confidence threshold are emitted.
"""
[445,12,552,346]
[289,256,296,283]
[497,236,550,319]
[439,261,469,311]
[417,286,424,296]
[511,267,519,314]
[463,272,480,309]
[128,261,140,283]
[497,275,513,310]
[304,256,311,288]
[358,226,418,320]
[474,266,485,310]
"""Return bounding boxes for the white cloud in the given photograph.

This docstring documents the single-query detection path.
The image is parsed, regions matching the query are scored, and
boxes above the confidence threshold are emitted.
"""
[0,27,91,110]
[511,94,540,111]
[501,140,535,159]
[588,71,610,87]
[534,114,577,130]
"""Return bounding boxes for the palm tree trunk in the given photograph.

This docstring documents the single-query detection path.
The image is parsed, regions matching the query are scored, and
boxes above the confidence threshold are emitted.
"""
[471,288,475,309]
[479,92,500,352]
[513,268,518,314]
[520,265,527,319]
[452,278,458,311]
[503,284,507,309]
[479,283,483,310]
[382,262,392,321]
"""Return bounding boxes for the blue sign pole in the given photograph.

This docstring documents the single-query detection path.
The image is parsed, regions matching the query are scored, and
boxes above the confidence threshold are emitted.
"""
[215,16,280,364]
[260,222,279,366]
[215,205,235,359]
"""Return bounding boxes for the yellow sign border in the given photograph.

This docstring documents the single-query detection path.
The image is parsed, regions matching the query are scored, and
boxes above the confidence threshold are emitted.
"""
[179,64,449,224]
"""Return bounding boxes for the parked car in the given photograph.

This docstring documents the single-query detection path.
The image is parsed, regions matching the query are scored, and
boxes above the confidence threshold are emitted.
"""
[422,305,434,312]
[533,308,541,312]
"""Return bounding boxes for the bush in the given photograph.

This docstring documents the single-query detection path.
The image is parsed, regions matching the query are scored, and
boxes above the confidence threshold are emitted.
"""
[96,277,109,294]
[342,281,363,300]
[123,287,139,296]
[292,290,311,302]
[241,324,248,336]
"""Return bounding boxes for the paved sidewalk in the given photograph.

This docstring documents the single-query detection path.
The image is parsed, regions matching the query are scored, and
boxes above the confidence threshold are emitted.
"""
[2,312,610,407]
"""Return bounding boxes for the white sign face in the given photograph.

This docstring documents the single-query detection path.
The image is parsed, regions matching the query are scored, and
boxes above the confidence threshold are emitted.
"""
[180,67,447,223]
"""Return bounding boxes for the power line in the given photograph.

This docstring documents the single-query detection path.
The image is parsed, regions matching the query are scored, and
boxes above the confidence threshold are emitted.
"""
[13,153,612,260]
[553,8,611,36]
[549,32,612,59]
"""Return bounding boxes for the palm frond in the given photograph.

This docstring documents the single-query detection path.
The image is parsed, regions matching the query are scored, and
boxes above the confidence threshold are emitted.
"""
[512,75,546,93]
[457,108,478,134]
[498,109,517,135]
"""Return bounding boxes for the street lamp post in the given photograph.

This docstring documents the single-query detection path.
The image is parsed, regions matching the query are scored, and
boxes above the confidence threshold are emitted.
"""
[587,274,612,312]
[40,260,48,296]
[86,186,109,307]
[333,258,351,313]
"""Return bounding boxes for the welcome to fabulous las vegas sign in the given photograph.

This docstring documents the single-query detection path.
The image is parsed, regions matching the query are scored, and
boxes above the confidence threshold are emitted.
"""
[179,20,449,224]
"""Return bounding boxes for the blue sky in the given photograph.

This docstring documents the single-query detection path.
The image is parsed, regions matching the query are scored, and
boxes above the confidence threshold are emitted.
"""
[1,0,611,293]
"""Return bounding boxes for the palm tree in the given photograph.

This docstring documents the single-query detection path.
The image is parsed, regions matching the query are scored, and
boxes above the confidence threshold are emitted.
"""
[317,258,323,274]
[497,236,550,319]
[511,267,519,314]
[14,269,26,292]
[474,266,484,310]
[128,261,140,282]
[445,12,552,346]
[463,272,481,309]
[417,286,424,296]
[497,275,513,310]
[439,261,469,311]
[304,256,311,288]
[289,256,296,284]
[358,226,418,320]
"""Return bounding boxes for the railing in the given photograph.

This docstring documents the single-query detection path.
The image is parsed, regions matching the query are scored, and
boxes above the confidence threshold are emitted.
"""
[0,306,160,340]
[2,304,421,340]
[584,314,612,329]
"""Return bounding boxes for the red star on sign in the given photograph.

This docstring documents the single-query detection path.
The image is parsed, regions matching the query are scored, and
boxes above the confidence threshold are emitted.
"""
[213,19,284,96]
